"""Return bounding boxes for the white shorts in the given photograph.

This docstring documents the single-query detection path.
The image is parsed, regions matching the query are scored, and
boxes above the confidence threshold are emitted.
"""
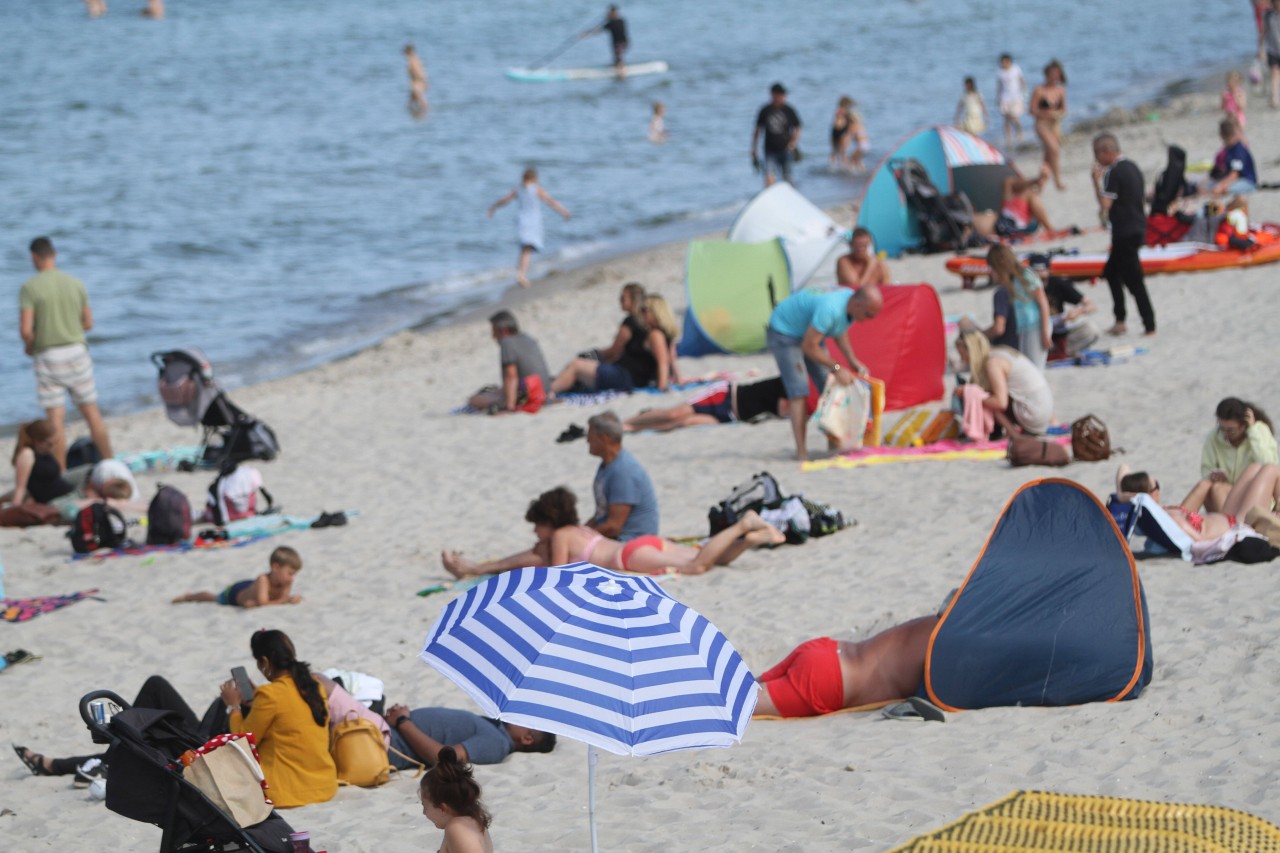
[33,343,98,409]
[1000,99,1025,118]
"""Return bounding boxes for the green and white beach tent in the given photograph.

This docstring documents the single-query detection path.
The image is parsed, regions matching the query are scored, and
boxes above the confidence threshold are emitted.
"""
[676,238,791,356]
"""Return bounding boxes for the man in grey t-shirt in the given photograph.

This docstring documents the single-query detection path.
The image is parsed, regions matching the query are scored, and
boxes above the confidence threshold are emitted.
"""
[383,704,556,767]
[468,310,551,412]
[586,410,659,541]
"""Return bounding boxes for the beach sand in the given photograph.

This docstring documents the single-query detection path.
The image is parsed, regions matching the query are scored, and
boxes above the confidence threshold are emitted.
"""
[3,90,1279,851]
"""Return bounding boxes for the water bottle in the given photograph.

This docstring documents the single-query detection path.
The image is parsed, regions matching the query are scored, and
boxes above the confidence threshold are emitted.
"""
[289,830,313,853]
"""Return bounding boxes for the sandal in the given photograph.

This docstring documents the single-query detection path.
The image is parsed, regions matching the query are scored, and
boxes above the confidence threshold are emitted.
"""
[556,424,586,444]
[12,744,54,776]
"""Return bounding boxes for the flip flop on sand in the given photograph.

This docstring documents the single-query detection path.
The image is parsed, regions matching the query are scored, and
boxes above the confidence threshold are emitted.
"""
[881,696,946,723]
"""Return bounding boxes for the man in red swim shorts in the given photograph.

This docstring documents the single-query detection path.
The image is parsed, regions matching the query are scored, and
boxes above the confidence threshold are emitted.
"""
[755,615,939,717]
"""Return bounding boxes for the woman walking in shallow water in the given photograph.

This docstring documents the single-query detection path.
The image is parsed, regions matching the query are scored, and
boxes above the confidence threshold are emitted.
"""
[1030,60,1068,189]
[487,167,571,288]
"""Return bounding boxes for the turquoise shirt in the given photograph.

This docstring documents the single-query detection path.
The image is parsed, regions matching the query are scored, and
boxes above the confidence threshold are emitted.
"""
[1010,268,1042,332]
[769,289,854,340]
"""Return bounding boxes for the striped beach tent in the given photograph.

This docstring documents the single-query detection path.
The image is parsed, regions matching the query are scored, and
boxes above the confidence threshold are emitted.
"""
[421,563,758,851]
[856,125,1018,257]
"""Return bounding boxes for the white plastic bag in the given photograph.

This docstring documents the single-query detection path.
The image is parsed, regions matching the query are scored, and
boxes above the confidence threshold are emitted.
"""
[810,375,870,448]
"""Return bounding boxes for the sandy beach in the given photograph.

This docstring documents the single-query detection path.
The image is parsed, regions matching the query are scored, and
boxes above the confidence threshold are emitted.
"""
[4,83,1280,851]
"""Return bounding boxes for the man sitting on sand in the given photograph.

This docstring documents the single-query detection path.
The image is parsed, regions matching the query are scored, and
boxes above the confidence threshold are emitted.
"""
[467,310,551,414]
[835,228,891,287]
[755,615,939,717]
[383,703,555,767]
[622,376,788,433]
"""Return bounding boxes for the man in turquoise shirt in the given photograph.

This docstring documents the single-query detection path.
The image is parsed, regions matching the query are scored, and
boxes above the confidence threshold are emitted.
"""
[767,285,883,460]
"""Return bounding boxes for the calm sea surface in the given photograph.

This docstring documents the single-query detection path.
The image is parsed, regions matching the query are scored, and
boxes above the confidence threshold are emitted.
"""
[0,0,1247,425]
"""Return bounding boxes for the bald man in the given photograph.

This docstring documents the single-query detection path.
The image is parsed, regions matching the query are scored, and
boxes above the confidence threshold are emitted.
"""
[766,284,883,460]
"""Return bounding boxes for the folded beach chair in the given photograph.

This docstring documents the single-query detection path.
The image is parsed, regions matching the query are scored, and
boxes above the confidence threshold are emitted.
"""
[1109,493,1193,561]
[79,689,294,853]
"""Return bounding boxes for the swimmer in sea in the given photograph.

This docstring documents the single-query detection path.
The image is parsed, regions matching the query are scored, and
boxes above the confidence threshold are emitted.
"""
[404,43,429,117]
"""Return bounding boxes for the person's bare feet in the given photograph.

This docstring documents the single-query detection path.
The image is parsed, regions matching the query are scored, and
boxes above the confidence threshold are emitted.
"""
[1143,329,1157,337]
[516,274,530,288]
[740,511,787,546]
[172,594,192,604]
[1106,323,1127,336]
[441,550,480,579]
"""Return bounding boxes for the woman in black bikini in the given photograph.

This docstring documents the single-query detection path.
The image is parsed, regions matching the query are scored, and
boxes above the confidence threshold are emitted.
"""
[1030,60,1068,190]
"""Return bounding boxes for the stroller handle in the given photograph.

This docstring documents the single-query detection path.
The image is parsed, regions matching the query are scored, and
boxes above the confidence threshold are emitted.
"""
[79,689,132,743]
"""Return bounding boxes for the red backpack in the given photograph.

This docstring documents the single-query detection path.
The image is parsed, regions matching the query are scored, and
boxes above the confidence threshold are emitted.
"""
[68,502,129,554]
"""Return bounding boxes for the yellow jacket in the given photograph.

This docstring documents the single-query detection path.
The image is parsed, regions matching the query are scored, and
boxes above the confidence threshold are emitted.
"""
[230,674,337,808]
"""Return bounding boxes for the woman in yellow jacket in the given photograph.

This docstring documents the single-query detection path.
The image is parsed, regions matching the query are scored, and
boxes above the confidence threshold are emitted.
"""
[219,629,337,808]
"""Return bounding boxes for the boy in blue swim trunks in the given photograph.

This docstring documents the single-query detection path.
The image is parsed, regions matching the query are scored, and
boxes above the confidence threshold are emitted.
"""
[172,546,304,607]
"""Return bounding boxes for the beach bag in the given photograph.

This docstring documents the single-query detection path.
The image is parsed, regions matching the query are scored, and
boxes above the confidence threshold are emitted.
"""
[65,437,103,470]
[708,472,783,534]
[1007,436,1069,468]
[147,484,192,545]
[181,733,273,828]
[330,713,393,788]
[811,375,870,448]
[1071,415,1111,462]
[207,463,275,526]
[68,502,128,553]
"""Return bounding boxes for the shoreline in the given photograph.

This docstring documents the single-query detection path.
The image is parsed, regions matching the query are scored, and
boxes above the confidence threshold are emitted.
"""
[46,51,1250,438]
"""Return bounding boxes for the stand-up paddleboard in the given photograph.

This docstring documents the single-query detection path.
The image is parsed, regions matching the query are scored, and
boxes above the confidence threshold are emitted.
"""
[506,60,669,82]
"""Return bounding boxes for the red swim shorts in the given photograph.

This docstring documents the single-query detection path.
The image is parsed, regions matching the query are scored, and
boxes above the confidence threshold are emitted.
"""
[760,636,844,717]
[618,535,665,572]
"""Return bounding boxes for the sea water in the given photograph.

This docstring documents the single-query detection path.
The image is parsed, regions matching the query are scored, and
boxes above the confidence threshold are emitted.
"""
[0,0,1247,426]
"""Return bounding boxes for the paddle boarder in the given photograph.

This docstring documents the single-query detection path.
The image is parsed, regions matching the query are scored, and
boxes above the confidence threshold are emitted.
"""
[582,5,629,77]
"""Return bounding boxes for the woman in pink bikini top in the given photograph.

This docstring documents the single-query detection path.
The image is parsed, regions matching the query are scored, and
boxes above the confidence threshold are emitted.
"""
[1115,463,1280,541]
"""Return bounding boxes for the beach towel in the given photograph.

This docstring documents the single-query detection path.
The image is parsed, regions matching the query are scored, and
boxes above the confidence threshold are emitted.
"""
[72,512,356,561]
[449,377,731,415]
[960,383,994,440]
[802,435,1071,472]
[115,446,204,473]
[2,589,100,622]
[1047,346,1149,368]
[887,790,1280,852]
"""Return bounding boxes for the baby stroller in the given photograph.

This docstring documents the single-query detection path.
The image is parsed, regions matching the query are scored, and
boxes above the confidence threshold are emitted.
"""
[151,348,281,470]
[894,157,978,253]
[79,689,294,853]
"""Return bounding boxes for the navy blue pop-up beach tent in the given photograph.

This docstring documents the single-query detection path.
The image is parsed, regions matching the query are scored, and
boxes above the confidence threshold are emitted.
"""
[922,479,1153,712]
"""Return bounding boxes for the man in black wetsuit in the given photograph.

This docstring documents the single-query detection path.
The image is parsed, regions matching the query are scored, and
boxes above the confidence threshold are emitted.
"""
[752,83,802,187]
[583,5,629,75]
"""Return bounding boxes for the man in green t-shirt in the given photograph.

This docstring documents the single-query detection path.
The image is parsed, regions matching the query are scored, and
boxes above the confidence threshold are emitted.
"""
[19,237,112,467]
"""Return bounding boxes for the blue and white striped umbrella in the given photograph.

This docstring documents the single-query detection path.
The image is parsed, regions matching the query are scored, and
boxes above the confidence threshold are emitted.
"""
[420,562,758,757]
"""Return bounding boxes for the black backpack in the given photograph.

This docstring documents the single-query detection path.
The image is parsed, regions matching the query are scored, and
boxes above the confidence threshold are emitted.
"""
[146,485,192,545]
[708,472,783,534]
[68,502,129,554]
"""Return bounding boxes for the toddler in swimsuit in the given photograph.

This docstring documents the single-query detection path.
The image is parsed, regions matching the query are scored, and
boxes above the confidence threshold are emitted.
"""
[172,546,304,607]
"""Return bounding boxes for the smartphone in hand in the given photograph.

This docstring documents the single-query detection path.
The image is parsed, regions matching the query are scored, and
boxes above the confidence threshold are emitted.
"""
[230,666,255,702]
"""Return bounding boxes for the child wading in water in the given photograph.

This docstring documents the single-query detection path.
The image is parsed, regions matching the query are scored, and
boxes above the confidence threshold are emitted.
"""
[487,167,571,288]
[173,546,303,607]
[420,747,494,852]
[955,76,988,136]
[648,101,668,143]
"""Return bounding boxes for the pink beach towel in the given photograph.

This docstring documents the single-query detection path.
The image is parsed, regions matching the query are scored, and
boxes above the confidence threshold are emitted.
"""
[961,384,994,441]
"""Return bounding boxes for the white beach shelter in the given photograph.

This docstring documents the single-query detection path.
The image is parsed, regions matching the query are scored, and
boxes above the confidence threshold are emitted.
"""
[728,182,848,288]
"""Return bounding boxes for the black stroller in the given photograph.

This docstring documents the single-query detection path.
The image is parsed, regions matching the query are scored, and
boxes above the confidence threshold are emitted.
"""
[79,689,294,853]
[894,157,978,253]
[151,348,281,470]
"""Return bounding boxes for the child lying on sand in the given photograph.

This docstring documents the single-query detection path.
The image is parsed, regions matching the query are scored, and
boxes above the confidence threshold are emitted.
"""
[173,546,303,607]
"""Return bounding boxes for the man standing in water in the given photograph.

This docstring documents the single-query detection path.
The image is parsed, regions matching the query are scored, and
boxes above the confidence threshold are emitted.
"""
[404,43,429,116]
[19,237,113,466]
[752,83,802,187]
[582,5,629,77]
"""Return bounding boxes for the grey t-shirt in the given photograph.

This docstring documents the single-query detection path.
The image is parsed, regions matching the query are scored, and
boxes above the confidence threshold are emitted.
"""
[499,332,551,390]
[592,448,660,541]
[387,707,514,768]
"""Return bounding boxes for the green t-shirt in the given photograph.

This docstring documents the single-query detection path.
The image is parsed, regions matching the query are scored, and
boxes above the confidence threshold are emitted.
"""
[19,269,88,353]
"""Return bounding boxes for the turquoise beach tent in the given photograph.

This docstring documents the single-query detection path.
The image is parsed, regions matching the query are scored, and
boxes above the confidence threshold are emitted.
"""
[922,479,1154,713]
[677,239,791,356]
[856,126,1017,258]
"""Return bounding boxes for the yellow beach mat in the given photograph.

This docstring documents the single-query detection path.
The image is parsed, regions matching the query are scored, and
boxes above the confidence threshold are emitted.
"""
[888,790,1280,852]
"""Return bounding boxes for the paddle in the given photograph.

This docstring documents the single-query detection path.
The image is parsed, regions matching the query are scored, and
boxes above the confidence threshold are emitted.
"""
[525,13,604,69]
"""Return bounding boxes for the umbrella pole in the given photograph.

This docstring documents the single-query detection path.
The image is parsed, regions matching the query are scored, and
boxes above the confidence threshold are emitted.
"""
[588,744,599,853]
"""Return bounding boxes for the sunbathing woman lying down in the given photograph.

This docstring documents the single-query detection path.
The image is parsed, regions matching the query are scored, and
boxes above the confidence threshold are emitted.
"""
[441,487,784,578]
[1115,462,1280,541]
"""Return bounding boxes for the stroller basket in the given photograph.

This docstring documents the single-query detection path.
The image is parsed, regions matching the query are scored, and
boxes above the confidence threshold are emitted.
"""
[150,348,281,470]
[79,690,293,853]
